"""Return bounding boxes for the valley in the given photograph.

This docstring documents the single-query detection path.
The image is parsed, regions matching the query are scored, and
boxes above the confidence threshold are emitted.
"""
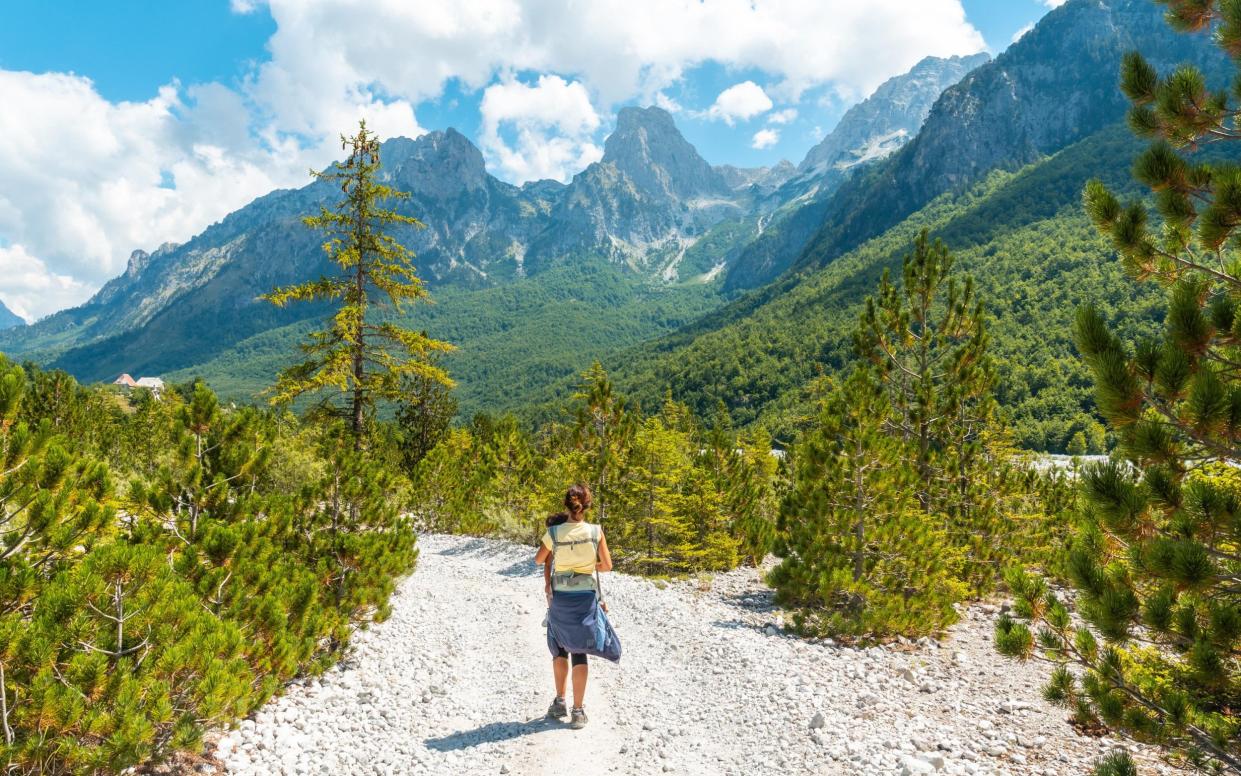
[3,1,1239,774]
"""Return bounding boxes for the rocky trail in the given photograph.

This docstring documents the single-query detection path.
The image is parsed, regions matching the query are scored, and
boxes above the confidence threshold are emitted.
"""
[212,535,1185,776]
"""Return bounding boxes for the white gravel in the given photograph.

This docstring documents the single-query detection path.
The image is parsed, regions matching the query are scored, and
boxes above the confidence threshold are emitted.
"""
[213,534,1186,776]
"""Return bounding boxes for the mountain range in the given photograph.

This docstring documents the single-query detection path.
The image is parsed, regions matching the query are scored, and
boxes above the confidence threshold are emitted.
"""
[585,0,1232,452]
[0,0,1225,451]
[0,49,987,404]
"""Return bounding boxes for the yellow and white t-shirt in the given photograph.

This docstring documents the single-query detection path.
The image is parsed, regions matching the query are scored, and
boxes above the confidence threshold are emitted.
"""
[541,521,600,575]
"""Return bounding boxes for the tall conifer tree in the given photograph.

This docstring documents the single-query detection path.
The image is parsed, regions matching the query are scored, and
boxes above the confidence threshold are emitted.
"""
[998,2,1241,768]
[264,121,452,447]
[856,230,1007,591]
[571,362,636,526]
[770,369,965,638]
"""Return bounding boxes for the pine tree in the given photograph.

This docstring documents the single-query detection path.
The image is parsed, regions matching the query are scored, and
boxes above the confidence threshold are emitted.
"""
[616,416,696,574]
[678,459,740,572]
[263,121,452,447]
[0,361,114,611]
[127,381,271,545]
[478,415,538,528]
[395,364,457,473]
[999,3,1241,768]
[1094,751,1140,776]
[570,362,636,528]
[295,426,418,645]
[408,427,487,534]
[769,369,966,639]
[8,541,250,772]
[721,425,780,566]
[855,230,1008,592]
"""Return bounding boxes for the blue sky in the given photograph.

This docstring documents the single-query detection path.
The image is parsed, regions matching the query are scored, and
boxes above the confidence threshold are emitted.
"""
[0,0,1055,168]
[0,0,1064,321]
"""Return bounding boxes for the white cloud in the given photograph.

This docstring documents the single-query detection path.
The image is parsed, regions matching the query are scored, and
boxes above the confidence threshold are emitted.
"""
[0,244,93,322]
[751,128,779,149]
[1011,22,1035,43]
[767,108,798,125]
[0,71,350,320]
[251,0,985,109]
[0,0,988,318]
[654,92,682,113]
[479,75,603,182]
[1043,0,1067,6]
[707,81,773,125]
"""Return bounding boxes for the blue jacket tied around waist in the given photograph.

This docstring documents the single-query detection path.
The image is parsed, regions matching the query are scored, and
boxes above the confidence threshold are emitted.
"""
[546,590,622,662]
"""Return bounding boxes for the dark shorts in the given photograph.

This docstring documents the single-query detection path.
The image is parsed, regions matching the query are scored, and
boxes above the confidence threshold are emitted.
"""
[553,646,588,666]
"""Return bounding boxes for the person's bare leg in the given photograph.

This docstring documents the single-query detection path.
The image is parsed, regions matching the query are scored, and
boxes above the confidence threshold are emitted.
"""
[553,657,569,698]
[571,663,588,708]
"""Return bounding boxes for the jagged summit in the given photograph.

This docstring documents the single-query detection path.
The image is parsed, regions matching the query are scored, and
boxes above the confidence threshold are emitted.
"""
[602,106,730,201]
[795,52,990,180]
[386,129,490,196]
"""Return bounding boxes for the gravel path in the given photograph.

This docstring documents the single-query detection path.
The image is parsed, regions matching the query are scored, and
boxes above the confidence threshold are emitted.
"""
[213,534,1185,776]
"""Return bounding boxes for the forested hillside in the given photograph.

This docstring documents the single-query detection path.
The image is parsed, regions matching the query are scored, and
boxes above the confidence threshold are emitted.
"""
[4,0,1240,773]
[595,124,1172,452]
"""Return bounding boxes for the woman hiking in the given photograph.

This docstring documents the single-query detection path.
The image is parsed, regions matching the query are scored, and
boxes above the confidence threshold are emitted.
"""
[534,484,620,729]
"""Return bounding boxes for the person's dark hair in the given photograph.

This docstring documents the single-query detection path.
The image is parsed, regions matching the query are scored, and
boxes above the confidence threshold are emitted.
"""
[546,512,569,527]
[564,483,593,517]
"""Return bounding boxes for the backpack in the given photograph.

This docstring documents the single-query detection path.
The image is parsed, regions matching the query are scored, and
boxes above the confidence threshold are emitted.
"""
[548,522,601,594]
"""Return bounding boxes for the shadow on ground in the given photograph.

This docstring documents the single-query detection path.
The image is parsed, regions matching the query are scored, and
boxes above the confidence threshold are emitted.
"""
[721,588,776,613]
[711,618,769,633]
[497,559,539,577]
[435,538,506,557]
[424,717,562,751]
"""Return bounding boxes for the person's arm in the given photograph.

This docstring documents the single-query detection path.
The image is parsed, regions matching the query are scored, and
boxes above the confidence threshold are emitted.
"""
[536,532,553,600]
[595,531,613,572]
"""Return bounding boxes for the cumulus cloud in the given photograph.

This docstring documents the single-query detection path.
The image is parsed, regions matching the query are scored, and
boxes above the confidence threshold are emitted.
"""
[250,0,985,109]
[0,244,94,322]
[767,108,798,125]
[1043,0,1067,6]
[654,92,682,113]
[707,82,773,124]
[0,71,349,320]
[0,0,987,319]
[751,128,779,149]
[480,75,603,182]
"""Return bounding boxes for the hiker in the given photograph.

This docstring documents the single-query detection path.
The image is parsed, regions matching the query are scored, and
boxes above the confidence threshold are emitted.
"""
[534,484,619,729]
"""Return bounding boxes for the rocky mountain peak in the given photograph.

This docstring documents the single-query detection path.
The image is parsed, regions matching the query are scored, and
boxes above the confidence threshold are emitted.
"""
[602,106,729,201]
[125,250,151,279]
[795,51,990,179]
[387,129,490,196]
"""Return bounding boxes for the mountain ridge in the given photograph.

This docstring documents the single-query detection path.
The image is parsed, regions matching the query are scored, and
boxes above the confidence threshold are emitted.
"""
[0,50,1014,403]
[789,0,1233,276]
[721,51,990,290]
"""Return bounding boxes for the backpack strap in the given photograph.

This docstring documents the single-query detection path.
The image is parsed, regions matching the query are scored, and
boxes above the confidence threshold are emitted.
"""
[548,523,596,550]
[592,524,605,606]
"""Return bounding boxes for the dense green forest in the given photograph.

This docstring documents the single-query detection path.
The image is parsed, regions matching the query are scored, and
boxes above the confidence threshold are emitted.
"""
[165,259,724,419]
[583,124,1174,453]
[170,124,1169,453]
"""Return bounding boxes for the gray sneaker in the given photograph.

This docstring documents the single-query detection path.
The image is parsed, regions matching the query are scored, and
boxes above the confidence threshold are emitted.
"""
[569,706,588,729]
[547,696,567,719]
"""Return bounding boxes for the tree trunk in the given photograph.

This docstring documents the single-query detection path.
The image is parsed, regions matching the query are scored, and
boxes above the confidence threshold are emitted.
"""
[852,449,865,583]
